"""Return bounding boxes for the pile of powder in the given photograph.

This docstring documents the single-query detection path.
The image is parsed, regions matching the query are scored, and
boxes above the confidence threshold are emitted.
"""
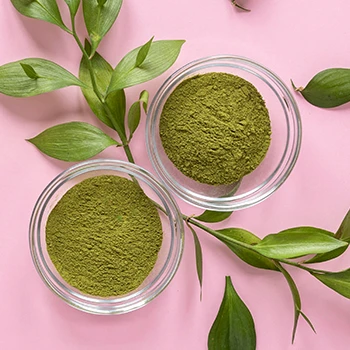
[46,175,163,297]
[159,72,271,185]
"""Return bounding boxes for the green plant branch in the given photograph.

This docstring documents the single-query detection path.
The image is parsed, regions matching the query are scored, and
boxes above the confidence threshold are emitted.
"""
[69,12,135,163]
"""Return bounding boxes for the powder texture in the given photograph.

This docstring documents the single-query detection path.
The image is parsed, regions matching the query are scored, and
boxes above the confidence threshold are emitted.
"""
[46,175,163,297]
[159,72,271,185]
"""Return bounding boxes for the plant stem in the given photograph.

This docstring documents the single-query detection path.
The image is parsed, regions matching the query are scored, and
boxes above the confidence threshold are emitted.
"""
[278,259,329,274]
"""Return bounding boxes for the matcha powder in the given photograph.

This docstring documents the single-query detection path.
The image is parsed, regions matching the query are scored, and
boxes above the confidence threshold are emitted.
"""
[159,72,272,185]
[46,175,163,297]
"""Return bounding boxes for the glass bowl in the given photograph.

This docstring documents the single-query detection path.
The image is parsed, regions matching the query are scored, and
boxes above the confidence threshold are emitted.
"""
[146,55,302,211]
[29,159,184,315]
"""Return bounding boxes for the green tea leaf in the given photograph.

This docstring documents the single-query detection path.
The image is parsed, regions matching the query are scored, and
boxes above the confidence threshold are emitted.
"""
[20,63,39,79]
[27,122,119,161]
[82,0,122,57]
[292,68,350,108]
[136,37,154,67]
[253,228,348,259]
[107,40,185,94]
[11,0,70,33]
[0,59,85,97]
[188,225,203,300]
[208,276,256,350]
[275,263,315,343]
[215,228,278,271]
[335,209,350,240]
[64,0,80,17]
[312,269,350,299]
[194,210,233,223]
[79,41,126,136]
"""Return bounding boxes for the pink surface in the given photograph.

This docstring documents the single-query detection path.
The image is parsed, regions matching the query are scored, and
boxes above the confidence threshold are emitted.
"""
[1,0,350,349]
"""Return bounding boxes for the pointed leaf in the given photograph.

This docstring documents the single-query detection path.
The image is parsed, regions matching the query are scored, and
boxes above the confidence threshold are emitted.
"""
[336,209,350,240]
[188,225,203,300]
[127,101,141,139]
[195,210,233,223]
[79,41,126,136]
[27,122,119,161]
[82,0,122,56]
[139,90,149,113]
[276,263,315,342]
[292,68,350,108]
[127,90,149,139]
[136,37,154,67]
[275,263,301,343]
[304,246,348,264]
[215,228,278,271]
[107,40,185,94]
[20,63,39,79]
[312,269,350,299]
[208,276,256,350]
[64,0,80,17]
[0,59,85,97]
[11,0,70,32]
[253,228,348,259]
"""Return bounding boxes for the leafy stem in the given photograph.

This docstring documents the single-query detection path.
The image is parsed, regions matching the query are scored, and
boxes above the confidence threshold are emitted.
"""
[68,11,134,163]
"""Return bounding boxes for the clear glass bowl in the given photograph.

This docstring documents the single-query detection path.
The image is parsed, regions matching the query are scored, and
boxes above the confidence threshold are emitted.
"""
[146,55,302,211]
[29,160,184,315]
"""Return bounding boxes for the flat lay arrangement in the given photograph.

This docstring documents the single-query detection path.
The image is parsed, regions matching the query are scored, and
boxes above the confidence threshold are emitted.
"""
[1,1,350,349]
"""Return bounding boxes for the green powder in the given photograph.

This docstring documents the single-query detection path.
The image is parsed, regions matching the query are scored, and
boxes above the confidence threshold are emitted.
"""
[159,72,271,185]
[46,175,163,297]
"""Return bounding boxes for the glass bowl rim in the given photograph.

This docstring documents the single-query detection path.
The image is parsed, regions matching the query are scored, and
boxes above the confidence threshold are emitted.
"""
[146,54,302,211]
[29,159,184,315]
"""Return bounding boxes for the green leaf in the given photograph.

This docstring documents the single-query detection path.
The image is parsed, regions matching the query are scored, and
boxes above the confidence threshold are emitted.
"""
[275,263,315,343]
[136,37,154,67]
[335,209,350,240]
[82,0,122,57]
[11,0,70,33]
[20,63,39,79]
[0,59,85,97]
[64,0,80,17]
[127,101,141,139]
[292,68,350,108]
[107,40,185,94]
[187,225,203,300]
[304,246,348,264]
[127,90,149,139]
[79,41,126,136]
[139,90,149,113]
[208,276,256,350]
[253,228,348,259]
[27,122,119,161]
[194,210,233,223]
[312,269,350,299]
[97,0,107,5]
[215,228,278,271]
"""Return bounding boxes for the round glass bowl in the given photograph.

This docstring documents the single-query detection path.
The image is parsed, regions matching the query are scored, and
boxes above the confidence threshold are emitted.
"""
[146,55,302,211]
[29,159,184,315]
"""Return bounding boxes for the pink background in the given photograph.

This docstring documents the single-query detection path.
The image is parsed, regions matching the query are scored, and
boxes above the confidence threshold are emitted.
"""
[1,0,350,349]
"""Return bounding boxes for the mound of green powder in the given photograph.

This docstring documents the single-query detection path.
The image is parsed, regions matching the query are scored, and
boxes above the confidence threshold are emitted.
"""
[46,175,163,297]
[159,72,272,185]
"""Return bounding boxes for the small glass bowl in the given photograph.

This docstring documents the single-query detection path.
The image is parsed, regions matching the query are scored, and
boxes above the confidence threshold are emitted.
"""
[29,159,184,315]
[146,55,302,211]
